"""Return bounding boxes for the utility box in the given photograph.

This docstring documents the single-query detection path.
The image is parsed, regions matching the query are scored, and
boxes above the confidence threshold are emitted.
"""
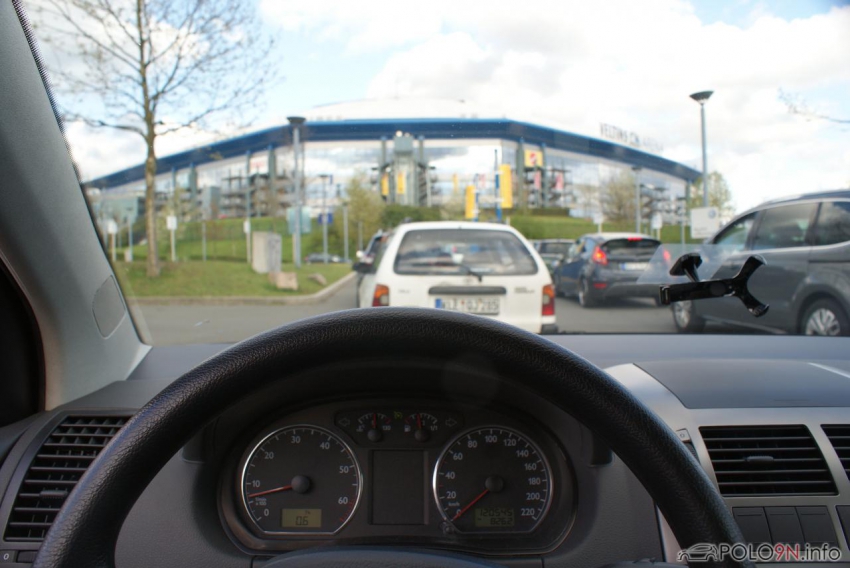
[252,232,282,274]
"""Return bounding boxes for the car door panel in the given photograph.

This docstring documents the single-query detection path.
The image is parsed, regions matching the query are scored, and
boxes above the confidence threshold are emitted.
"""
[557,238,590,294]
[708,204,817,332]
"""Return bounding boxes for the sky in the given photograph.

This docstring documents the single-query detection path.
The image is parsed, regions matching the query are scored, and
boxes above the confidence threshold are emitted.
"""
[31,0,850,213]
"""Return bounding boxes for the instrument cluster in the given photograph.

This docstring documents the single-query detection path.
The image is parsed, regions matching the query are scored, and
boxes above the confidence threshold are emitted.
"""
[220,399,576,554]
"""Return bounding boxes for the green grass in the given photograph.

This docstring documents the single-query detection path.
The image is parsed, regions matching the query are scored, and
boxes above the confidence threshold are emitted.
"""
[110,212,696,298]
[507,214,700,243]
[115,261,351,297]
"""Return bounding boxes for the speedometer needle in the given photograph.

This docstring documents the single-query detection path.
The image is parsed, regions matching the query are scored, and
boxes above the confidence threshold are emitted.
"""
[248,484,292,498]
[452,489,489,521]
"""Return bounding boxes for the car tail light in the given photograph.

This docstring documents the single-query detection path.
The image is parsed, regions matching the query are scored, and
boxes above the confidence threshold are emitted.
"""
[542,284,555,316]
[627,237,642,242]
[372,284,390,307]
[663,249,672,263]
[591,246,608,266]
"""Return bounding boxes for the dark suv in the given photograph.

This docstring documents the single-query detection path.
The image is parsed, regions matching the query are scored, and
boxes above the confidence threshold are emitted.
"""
[673,189,850,335]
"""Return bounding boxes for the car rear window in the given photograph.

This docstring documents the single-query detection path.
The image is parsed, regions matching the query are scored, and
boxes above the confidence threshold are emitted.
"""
[394,229,538,276]
[601,238,661,254]
[538,242,572,256]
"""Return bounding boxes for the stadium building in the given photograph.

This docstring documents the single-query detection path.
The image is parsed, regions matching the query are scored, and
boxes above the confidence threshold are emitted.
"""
[85,98,700,228]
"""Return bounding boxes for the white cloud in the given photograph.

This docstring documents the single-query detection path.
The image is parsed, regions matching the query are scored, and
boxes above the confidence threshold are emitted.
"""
[258,0,445,53]
[357,0,850,210]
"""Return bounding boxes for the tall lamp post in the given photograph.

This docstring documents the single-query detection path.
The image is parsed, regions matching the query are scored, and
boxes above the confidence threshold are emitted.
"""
[288,116,306,268]
[632,166,642,233]
[689,90,713,207]
[319,173,330,264]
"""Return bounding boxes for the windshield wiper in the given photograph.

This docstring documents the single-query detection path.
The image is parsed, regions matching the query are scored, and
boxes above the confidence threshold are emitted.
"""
[407,259,488,282]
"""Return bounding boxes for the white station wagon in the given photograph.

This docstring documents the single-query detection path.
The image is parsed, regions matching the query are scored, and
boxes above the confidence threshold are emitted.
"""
[357,222,557,334]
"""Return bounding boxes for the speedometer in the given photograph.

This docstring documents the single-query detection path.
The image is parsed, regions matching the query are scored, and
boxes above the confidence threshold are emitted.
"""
[433,426,552,533]
[241,425,361,535]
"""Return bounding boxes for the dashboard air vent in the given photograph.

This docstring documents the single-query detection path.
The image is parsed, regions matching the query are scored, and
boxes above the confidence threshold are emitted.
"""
[4,415,128,541]
[822,425,850,481]
[700,425,836,497]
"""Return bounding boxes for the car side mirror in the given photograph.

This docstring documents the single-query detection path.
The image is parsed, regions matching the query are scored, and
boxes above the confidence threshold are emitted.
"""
[353,257,374,274]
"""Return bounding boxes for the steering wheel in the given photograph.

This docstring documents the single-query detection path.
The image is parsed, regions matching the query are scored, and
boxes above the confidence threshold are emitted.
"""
[33,309,748,568]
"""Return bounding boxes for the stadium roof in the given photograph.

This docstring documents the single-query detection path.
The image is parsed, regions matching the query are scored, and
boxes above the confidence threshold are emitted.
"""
[84,115,701,189]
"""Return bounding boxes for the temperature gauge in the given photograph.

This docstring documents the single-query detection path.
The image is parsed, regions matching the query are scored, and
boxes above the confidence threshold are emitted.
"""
[404,412,439,442]
[356,412,391,442]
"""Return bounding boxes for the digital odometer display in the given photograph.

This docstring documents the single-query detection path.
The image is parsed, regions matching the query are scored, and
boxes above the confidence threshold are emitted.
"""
[241,426,361,534]
[474,507,515,527]
[433,426,551,533]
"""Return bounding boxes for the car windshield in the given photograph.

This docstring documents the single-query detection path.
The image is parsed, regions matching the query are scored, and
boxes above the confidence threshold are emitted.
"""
[23,0,850,344]
[394,229,537,276]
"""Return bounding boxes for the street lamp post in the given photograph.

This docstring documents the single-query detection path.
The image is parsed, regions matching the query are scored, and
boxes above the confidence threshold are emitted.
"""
[319,174,330,264]
[690,90,713,207]
[343,203,349,262]
[632,166,642,233]
[288,116,306,268]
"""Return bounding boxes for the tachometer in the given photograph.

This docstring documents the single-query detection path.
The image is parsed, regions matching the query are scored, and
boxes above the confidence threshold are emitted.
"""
[241,425,361,534]
[433,426,551,533]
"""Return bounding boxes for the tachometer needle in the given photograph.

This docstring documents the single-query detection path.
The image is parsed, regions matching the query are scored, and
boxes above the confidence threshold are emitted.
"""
[248,484,292,498]
[452,489,489,521]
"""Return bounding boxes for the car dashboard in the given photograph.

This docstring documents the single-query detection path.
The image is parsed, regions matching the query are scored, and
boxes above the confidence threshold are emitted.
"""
[0,335,849,568]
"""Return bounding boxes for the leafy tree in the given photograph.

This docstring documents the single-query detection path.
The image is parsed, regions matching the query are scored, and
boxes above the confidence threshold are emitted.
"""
[689,171,734,217]
[340,175,385,252]
[33,0,275,276]
[441,182,466,220]
[381,205,441,228]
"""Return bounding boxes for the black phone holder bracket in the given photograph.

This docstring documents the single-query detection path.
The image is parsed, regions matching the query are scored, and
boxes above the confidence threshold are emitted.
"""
[658,252,770,318]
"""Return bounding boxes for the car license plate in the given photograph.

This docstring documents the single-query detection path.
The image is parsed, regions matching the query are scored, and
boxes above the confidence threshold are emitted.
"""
[621,262,648,271]
[434,297,500,315]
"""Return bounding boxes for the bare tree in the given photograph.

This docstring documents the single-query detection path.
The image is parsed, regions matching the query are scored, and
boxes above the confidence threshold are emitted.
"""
[779,89,849,125]
[574,183,599,218]
[33,0,276,276]
[601,171,636,222]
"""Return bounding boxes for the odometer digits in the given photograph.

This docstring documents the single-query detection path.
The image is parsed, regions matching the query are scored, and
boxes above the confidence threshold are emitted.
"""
[433,426,551,533]
[241,426,361,534]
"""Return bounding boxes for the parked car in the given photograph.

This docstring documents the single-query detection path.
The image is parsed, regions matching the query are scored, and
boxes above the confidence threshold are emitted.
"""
[304,252,344,264]
[673,190,850,336]
[553,233,662,307]
[356,222,557,333]
[532,239,575,275]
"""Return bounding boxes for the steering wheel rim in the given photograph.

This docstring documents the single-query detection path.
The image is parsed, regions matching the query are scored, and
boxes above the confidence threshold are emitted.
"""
[33,308,748,568]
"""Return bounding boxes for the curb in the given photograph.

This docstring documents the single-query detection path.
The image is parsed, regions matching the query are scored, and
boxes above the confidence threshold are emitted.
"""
[130,271,357,306]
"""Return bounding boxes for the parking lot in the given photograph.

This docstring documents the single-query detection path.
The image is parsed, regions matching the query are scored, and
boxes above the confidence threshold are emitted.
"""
[137,278,681,345]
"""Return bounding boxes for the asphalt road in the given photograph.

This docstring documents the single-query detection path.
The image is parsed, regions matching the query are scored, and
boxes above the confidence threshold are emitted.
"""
[137,278,680,345]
